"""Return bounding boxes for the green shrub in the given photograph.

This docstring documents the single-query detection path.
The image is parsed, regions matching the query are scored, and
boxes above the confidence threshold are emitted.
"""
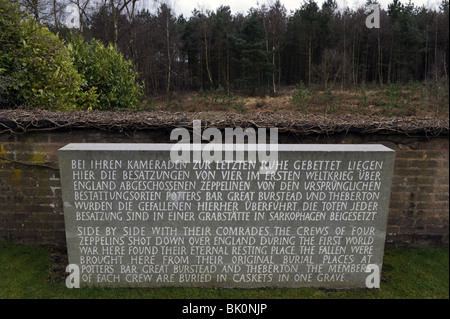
[291,82,310,110]
[0,0,97,109]
[67,34,143,110]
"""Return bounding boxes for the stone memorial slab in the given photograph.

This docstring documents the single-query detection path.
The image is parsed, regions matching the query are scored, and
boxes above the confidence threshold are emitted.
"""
[59,143,395,288]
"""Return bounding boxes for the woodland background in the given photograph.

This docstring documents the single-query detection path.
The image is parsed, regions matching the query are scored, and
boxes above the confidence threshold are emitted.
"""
[12,0,449,97]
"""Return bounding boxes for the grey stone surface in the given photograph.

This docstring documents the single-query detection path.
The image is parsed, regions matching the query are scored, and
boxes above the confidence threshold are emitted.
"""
[59,143,395,288]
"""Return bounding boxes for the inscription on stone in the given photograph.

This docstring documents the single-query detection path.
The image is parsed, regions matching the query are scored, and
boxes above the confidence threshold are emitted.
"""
[59,143,395,288]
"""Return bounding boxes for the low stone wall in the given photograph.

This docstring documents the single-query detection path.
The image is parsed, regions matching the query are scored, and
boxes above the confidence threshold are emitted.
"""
[0,112,448,248]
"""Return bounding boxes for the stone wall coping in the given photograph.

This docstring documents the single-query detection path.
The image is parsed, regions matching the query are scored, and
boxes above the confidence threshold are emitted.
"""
[0,110,448,137]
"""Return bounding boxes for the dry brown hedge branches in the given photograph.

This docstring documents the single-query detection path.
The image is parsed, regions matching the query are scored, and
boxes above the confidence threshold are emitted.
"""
[0,110,448,137]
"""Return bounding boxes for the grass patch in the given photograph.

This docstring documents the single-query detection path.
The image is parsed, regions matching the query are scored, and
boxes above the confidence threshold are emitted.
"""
[140,81,449,118]
[0,242,448,299]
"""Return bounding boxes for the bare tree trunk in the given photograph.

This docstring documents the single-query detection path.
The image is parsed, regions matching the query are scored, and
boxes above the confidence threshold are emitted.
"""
[29,0,40,22]
[434,12,438,82]
[272,45,276,94]
[72,0,92,34]
[125,0,137,62]
[271,22,277,94]
[388,36,393,84]
[202,20,214,89]
[378,28,382,86]
[342,17,346,89]
[308,36,312,86]
[425,19,429,79]
[226,44,230,95]
[53,0,58,28]
[352,29,356,85]
[110,0,119,45]
[109,0,131,45]
[166,12,171,95]
[262,12,272,93]
[363,36,369,83]
[444,52,448,78]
